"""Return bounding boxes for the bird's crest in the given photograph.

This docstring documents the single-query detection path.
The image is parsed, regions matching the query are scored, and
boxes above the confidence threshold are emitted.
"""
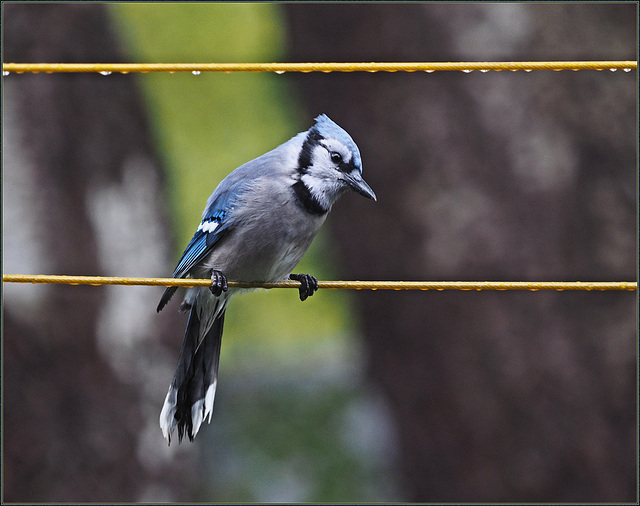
[312,114,362,170]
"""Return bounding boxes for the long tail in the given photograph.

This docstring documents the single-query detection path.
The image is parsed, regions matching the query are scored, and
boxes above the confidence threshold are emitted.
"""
[160,304,225,444]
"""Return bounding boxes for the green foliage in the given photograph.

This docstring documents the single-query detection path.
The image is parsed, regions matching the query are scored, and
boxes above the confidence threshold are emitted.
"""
[108,3,352,349]
[109,3,297,246]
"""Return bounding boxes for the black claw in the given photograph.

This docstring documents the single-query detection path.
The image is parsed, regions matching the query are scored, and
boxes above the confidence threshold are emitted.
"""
[290,273,319,301]
[209,270,228,296]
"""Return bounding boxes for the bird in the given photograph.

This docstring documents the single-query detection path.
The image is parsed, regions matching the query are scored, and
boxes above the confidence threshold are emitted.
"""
[157,114,376,444]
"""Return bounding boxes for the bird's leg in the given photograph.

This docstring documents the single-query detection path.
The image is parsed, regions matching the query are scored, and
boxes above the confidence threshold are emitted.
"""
[209,270,228,296]
[289,273,319,301]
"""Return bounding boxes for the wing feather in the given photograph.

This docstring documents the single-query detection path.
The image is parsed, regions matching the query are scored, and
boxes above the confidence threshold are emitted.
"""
[157,181,245,312]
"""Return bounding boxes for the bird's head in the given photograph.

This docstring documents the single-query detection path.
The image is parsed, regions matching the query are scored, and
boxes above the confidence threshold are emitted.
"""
[293,114,376,215]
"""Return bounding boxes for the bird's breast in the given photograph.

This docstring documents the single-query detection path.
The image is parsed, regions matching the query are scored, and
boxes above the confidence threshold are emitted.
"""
[203,184,327,283]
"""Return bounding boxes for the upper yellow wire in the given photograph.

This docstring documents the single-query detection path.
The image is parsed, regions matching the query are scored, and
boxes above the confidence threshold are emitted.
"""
[3,61,637,74]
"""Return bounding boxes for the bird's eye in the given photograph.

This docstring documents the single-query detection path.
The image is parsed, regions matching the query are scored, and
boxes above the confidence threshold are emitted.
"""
[330,152,343,164]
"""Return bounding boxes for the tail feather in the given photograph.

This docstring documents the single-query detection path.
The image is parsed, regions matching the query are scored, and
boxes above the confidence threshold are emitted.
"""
[160,306,225,444]
[157,286,178,313]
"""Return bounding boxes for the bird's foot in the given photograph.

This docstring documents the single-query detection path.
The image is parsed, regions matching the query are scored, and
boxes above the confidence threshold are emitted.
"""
[289,273,319,301]
[209,270,228,296]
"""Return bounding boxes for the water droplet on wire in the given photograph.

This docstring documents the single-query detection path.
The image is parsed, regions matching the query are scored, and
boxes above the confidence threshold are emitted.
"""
[192,70,201,75]
[3,71,9,76]
[275,70,285,74]
[99,71,112,76]
[623,68,632,72]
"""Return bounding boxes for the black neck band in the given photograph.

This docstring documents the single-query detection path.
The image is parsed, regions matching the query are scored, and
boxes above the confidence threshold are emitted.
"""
[292,180,328,216]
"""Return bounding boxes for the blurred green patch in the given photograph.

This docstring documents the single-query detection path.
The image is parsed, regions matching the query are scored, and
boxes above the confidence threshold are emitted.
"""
[109,3,297,243]
[108,3,354,352]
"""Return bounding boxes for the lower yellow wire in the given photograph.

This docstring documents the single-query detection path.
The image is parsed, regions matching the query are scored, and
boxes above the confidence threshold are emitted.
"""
[2,274,636,291]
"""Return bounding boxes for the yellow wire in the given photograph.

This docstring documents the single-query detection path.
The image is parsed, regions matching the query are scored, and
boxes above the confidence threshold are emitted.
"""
[3,61,637,74]
[2,274,636,291]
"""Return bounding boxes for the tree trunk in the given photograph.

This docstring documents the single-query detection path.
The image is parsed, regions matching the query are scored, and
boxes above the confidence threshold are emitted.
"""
[3,4,193,502]
[284,3,636,501]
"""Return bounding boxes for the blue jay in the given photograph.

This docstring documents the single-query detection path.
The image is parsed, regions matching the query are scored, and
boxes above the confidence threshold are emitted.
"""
[157,114,376,444]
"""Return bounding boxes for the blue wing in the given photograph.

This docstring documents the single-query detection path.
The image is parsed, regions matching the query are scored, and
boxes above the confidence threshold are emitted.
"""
[170,208,229,280]
[156,143,284,312]
[157,177,246,312]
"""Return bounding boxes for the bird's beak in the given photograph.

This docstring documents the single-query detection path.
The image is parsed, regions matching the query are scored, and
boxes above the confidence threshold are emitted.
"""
[344,171,377,201]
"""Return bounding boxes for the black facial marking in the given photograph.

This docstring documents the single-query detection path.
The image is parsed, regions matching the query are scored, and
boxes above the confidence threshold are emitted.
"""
[292,128,329,215]
[292,180,328,216]
[337,159,357,174]
[297,127,323,174]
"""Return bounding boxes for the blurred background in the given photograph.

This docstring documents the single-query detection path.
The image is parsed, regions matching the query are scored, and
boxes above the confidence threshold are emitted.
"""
[2,3,636,502]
